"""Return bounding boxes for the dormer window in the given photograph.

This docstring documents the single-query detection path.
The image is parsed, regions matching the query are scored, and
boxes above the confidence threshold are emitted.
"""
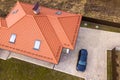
[33,40,41,50]
[56,11,62,15]
[12,9,19,14]
[9,34,16,43]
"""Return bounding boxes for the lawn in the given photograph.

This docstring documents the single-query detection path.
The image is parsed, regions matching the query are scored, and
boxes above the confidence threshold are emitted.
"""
[81,21,120,33]
[107,50,113,80]
[0,58,83,80]
[115,51,120,80]
[107,50,120,80]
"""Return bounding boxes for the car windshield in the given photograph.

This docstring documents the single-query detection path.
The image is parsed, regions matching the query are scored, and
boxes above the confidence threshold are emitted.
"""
[78,60,86,65]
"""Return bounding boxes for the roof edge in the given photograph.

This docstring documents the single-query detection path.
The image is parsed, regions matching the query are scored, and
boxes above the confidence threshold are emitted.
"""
[72,15,82,49]
[0,17,2,27]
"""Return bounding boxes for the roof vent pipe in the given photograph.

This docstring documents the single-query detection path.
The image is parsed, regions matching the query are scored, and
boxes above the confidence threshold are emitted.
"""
[33,2,40,14]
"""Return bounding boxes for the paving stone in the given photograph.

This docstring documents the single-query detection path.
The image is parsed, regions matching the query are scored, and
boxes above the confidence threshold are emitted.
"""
[0,49,10,60]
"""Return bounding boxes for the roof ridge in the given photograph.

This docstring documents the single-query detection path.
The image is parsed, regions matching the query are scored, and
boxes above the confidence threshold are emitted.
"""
[18,1,27,14]
[46,16,62,44]
[7,15,26,29]
[57,15,81,49]
[57,17,72,46]
[31,15,58,63]
[47,16,72,49]
[46,16,63,61]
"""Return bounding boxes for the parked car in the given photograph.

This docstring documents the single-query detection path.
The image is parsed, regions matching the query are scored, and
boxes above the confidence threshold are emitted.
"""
[76,49,88,72]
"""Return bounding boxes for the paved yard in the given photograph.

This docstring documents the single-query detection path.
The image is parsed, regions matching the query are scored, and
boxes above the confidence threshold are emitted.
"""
[0,49,10,60]
[1,27,120,80]
[54,28,107,80]
[54,28,120,80]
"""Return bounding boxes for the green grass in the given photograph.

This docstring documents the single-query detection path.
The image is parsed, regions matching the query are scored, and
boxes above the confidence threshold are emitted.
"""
[0,58,84,80]
[81,21,120,33]
[107,50,113,80]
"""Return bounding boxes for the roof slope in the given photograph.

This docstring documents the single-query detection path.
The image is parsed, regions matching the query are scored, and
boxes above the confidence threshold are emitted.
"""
[0,1,82,64]
[6,2,26,27]
[58,16,81,49]
[34,16,62,61]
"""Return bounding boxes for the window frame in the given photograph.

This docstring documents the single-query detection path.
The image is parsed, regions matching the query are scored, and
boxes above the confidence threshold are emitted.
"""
[9,33,17,44]
[33,40,41,50]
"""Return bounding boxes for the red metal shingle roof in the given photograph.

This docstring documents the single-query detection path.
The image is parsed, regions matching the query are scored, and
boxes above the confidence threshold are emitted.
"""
[0,1,82,64]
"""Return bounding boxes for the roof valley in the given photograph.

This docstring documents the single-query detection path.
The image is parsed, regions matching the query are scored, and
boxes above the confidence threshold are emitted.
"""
[47,16,72,49]
[32,15,58,63]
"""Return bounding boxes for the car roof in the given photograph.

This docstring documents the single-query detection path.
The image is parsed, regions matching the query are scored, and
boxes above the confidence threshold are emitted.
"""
[80,49,88,61]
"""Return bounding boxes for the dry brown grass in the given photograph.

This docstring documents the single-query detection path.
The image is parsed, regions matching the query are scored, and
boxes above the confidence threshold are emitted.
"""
[0,0,120,23]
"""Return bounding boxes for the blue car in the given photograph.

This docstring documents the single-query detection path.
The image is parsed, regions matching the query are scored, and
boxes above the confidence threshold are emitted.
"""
[76,49,88,72]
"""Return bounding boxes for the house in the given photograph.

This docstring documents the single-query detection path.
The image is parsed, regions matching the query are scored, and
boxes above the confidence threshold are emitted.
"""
[0,1,82,64]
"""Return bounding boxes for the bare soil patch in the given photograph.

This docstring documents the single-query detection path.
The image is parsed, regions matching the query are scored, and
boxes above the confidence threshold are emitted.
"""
[84,0,120,23]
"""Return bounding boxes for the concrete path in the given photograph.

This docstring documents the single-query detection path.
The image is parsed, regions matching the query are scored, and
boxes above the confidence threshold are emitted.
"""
[1,27,120,80]
[8,52,54,69]
[0,49,10,60]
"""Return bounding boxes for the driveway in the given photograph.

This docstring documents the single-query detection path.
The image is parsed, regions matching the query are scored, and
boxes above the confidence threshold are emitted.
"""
[54,27,120,80]
[1,27,120,80]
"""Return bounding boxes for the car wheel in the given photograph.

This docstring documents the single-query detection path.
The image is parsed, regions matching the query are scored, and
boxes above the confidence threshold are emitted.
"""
[76,67,79,71]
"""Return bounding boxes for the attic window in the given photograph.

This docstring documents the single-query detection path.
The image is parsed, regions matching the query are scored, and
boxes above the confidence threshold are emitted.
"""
[56,11,62,15]
[12,9,19,14]
[33,40,41,50]
[9,34,16,43]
